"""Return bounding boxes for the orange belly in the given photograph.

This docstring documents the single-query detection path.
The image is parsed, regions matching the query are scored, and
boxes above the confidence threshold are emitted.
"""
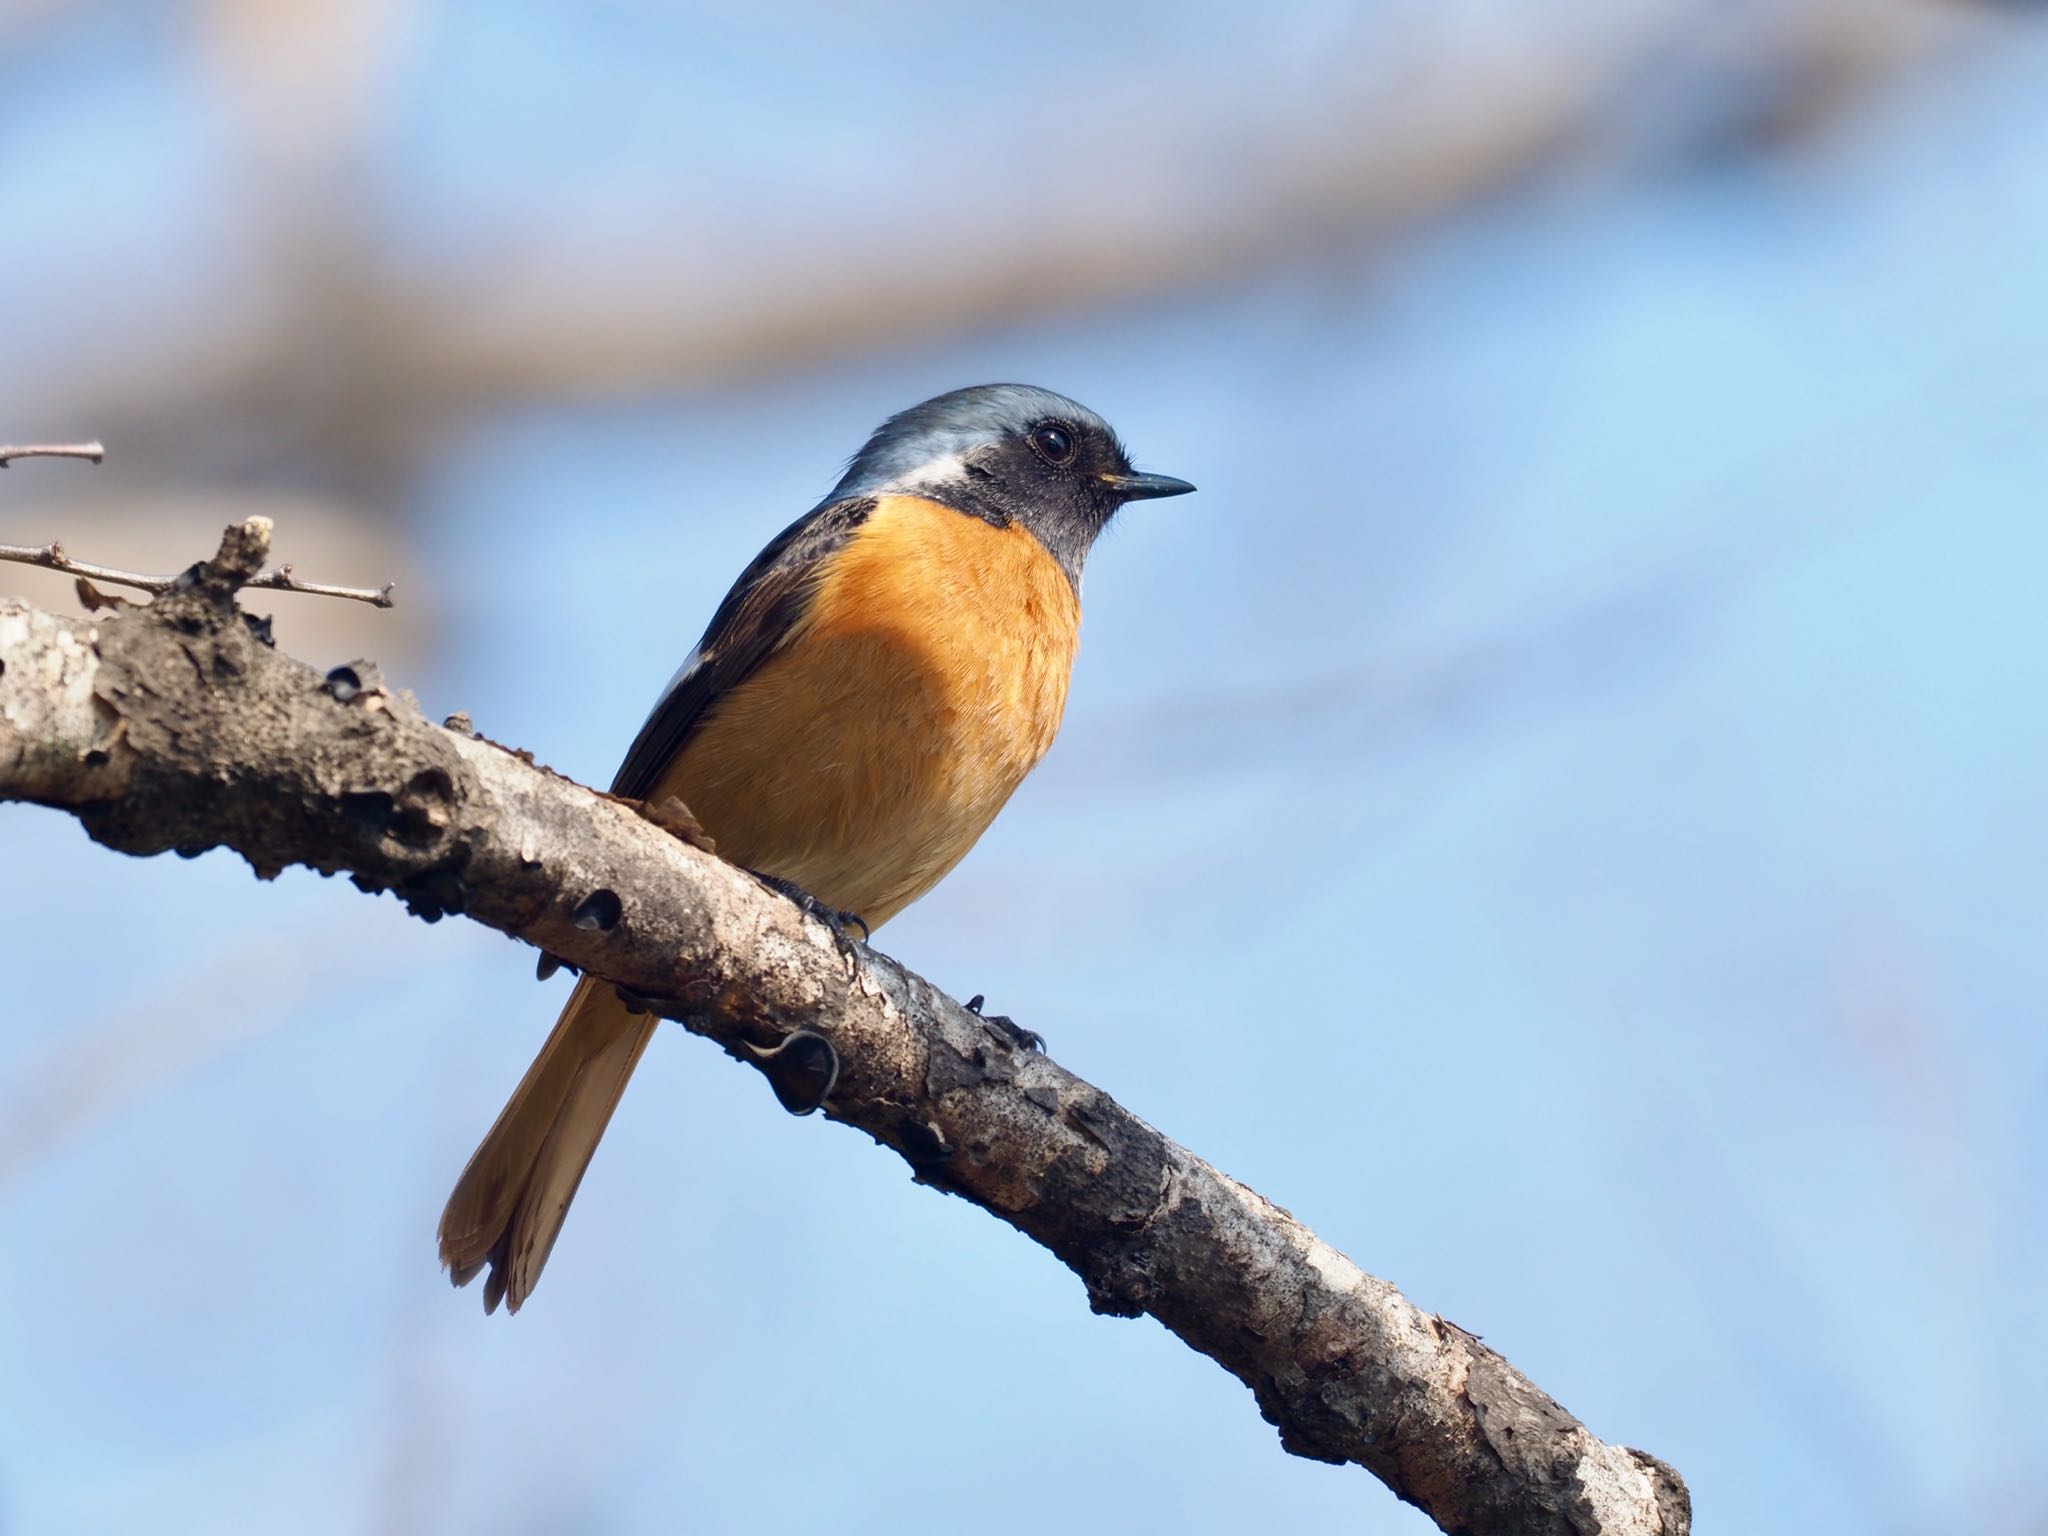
[648,494,1082,928]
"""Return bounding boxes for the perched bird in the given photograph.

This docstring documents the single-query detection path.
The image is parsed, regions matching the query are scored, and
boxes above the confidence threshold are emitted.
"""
[437,384,1194,1313]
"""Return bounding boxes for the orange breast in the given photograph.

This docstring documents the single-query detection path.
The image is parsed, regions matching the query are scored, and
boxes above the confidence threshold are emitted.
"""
[648,495,1082,928]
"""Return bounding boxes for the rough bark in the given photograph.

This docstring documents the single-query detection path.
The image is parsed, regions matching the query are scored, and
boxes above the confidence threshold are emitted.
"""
[0,522,1690,1536]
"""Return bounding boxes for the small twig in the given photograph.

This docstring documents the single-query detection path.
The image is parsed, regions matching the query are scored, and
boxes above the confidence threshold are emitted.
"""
[249,562,398,608]
[0,541,395,609]
[0,541,181,595]
[0,441,105,468]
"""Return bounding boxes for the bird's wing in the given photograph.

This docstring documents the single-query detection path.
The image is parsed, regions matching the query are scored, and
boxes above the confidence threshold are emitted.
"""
[609,494,877,798]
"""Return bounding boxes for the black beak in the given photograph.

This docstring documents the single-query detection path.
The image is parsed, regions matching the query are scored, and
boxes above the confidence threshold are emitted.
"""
[1099,470,1196,502]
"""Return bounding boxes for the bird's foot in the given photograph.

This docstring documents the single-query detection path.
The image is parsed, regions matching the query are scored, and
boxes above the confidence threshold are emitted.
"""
[749,871,870,945]
[966,994,1044,1053]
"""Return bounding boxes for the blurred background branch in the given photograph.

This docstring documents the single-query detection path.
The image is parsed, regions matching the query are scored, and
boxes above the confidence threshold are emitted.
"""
[0,0,1969,516]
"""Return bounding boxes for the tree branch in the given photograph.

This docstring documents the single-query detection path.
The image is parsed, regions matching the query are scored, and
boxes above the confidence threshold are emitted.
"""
[0,520,1689,1536]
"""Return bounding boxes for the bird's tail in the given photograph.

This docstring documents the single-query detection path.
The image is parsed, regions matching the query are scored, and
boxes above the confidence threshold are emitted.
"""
[438,976,657,1314]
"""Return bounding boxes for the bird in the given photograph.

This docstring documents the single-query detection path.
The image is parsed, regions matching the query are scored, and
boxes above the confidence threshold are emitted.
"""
[437,383,1195,1313]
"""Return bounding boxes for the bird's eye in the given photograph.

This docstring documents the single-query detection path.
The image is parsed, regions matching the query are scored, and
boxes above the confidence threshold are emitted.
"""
[1030,423,1075,465]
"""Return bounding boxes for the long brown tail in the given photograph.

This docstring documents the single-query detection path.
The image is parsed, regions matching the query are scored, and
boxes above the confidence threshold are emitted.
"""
[438,977,656,1314]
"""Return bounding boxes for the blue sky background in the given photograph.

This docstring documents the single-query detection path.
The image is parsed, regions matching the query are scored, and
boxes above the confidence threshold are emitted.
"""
[2,4,2045,1533]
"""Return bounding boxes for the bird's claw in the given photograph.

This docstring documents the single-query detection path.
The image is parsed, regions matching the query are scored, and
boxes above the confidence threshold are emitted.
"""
[966,993,1045,1053]
[750,872,870,944]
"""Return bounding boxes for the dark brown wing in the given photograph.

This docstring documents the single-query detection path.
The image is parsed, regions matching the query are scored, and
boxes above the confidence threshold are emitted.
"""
[609,495,876,798]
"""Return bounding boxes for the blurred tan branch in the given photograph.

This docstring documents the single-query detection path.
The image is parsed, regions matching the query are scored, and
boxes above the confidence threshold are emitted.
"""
[0,518,1691,1536]
[16,0,1960,499]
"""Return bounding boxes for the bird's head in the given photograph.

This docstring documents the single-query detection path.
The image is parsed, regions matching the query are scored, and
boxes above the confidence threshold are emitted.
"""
[830,383,1194,586]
